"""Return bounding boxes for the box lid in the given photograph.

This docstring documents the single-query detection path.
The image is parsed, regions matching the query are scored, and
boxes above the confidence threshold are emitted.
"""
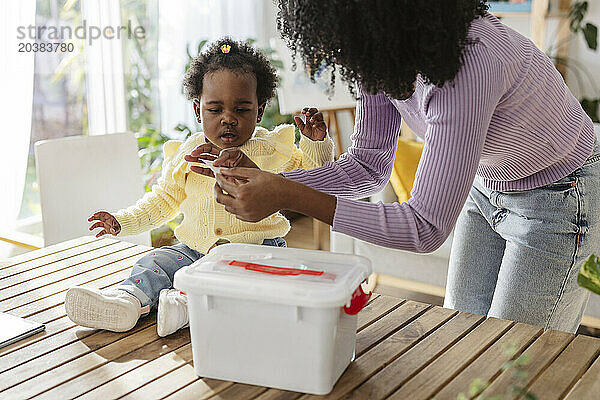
[174,243,372,308]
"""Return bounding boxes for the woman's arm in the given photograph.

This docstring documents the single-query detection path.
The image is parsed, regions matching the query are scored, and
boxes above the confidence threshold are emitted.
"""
[282,89,402,199]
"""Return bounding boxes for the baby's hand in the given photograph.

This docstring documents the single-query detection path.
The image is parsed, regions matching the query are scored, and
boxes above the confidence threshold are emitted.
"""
[185,143,259,178]
[88,211,121,238]
[294,107,327,141]
[185,142,222,178]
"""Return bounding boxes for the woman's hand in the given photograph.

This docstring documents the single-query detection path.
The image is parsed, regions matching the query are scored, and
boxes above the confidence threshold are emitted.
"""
[213,168,288,222]
[88,211,121,237]
[294,107,327,141]
[214,167,337,225]
[184,142,259,178]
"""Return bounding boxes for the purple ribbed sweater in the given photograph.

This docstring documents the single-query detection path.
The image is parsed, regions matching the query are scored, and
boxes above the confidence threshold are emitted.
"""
[282,13,595,253]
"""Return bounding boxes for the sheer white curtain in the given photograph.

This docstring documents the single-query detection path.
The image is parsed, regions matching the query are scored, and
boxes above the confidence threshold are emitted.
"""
[157,0,265,136]
[0,0,36,230]
[81,0,127,135]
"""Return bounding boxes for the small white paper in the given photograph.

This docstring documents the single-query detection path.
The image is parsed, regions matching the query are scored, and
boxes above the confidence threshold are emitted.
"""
[198,158,221,175]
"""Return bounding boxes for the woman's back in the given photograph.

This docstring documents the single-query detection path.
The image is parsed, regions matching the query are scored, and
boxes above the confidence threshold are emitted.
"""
[394,13,595,191]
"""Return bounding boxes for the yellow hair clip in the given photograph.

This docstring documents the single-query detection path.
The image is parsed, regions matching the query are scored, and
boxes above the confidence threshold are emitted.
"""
[220,44,231,54]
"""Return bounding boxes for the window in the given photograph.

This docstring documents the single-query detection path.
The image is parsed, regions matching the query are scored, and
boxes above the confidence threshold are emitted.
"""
[20,0,88,223]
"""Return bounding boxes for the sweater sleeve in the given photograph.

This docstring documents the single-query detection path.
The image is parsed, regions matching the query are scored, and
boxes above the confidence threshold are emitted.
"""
[113,140,187,236]
[278,135,335,172]
[333,43,505,252]
[281,88,402,199]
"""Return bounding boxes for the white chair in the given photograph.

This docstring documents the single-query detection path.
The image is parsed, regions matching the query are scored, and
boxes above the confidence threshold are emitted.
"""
[35,132,151,247]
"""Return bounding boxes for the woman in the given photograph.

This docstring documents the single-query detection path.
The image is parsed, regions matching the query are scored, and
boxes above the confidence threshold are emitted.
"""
[189,0,599,333]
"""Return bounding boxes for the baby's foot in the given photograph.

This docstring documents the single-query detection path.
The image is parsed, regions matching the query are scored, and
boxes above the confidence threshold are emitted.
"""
[65,287,142,332]
[157,289,189,337]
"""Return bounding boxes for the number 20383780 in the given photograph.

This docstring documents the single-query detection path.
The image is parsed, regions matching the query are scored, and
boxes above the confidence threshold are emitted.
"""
[18,42,75,52]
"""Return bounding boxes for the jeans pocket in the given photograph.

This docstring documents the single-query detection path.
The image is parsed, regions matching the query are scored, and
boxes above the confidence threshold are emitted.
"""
[542,177,577,191]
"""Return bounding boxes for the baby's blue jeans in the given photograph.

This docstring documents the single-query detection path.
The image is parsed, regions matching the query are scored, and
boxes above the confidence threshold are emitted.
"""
[444,139,600,333]
[118,238,287,314]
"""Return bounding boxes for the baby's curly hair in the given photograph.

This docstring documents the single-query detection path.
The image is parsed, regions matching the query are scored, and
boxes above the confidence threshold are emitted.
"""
[276,0,488,99]
[183,37,278,105]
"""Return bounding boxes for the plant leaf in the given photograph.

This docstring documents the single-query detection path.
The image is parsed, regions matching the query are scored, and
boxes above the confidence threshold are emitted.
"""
[578,254,600,295]
[580,98,600,123]
[62,0,79,12]
[524,392,539,400]
[513,370,529,380]
[468,378,489,396]
[569,1,588,32]
[501,341,518,356]
[515,354,531,366]
[582,23,598,50]
[197,39,208,56]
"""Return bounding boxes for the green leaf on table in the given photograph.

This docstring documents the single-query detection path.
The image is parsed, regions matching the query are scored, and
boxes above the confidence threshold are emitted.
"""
[513,370,529,380]
[468,378,488,396]
[515,354,530,367]
[578,254,600,295]
[583,23,598,50]
[501,341,518,356]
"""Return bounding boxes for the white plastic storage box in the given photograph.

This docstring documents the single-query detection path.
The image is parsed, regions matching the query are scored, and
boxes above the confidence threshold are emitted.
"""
[173,243,372,395]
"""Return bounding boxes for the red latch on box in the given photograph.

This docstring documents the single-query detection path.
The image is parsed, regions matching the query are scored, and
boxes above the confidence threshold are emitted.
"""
[228,260,336,278]
[343,283,371,315]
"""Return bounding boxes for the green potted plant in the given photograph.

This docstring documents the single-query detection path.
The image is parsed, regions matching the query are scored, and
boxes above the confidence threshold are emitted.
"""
[579,255,600,296]
[549,1,599,123]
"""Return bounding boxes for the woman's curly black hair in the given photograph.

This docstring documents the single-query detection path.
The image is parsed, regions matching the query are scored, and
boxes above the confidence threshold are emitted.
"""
[276,0,488,99]
[183,37,278,106]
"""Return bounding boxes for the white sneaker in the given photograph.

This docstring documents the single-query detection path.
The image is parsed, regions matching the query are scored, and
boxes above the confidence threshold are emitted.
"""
[157,289,189,337]
[65,287,142,332]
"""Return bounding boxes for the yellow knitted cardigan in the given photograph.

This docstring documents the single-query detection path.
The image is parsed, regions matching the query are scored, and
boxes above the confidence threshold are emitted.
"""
[113,124,334,254]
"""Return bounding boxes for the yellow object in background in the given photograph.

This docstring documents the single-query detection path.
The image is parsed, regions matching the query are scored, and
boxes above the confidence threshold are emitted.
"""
[389,136,424,204]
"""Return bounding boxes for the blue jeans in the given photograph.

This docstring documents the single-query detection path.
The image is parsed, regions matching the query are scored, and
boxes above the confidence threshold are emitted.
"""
[118,238,287,313]
[444,140,600,333]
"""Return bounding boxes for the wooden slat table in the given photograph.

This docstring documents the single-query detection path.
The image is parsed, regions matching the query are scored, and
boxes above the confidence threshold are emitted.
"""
[2,237,600,400]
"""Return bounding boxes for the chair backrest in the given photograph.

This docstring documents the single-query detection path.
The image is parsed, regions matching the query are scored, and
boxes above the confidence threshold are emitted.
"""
[35,133,151,246]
